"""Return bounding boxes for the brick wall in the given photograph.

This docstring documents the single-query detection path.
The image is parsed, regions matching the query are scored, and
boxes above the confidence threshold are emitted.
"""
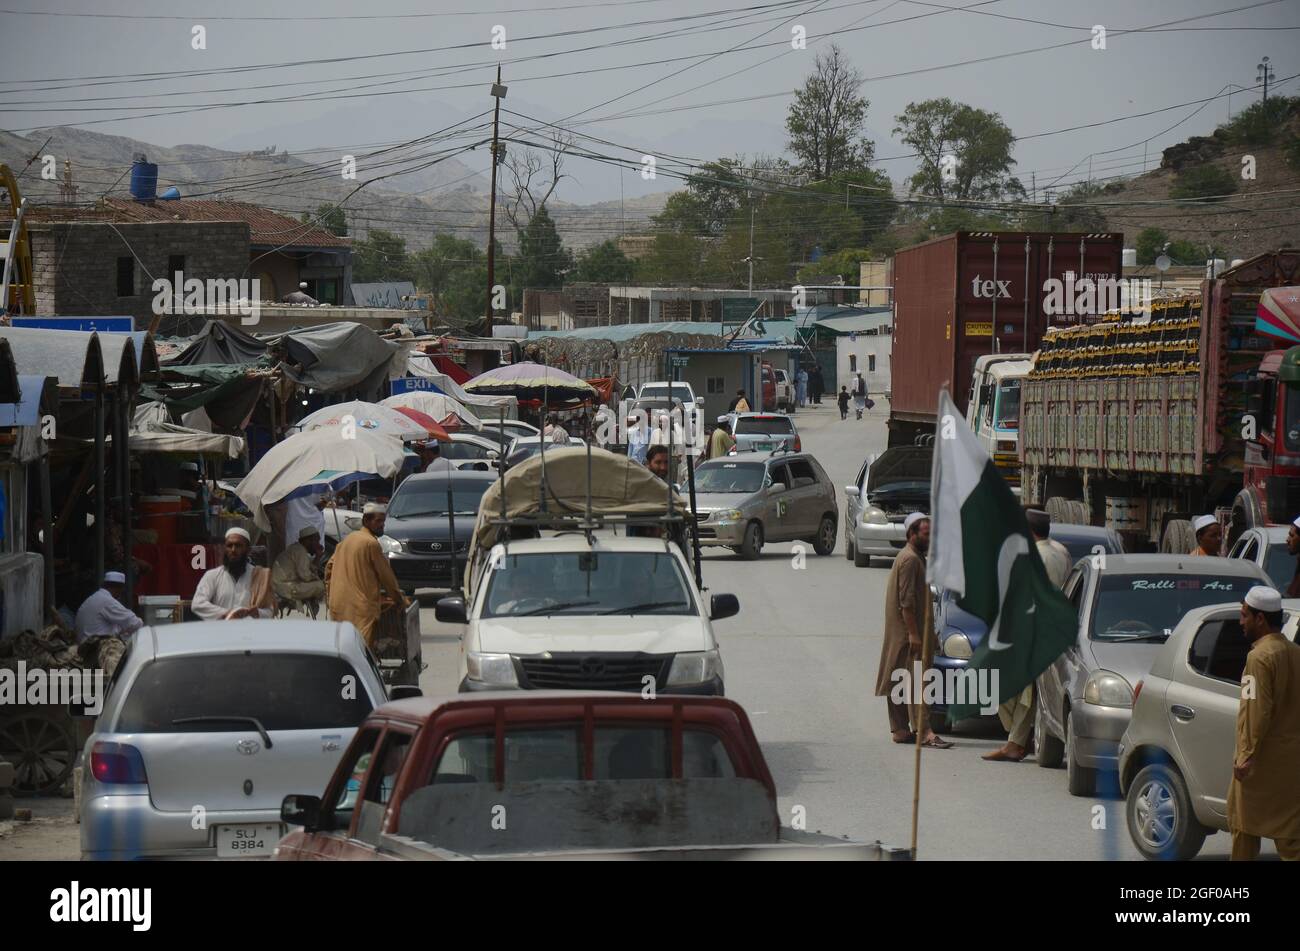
[28,221,251,329]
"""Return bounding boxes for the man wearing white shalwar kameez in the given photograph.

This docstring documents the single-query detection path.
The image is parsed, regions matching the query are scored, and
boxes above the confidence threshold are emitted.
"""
[192,528,273,620]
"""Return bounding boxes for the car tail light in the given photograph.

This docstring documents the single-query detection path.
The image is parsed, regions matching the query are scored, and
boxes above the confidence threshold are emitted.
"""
[90,741,148,785]
[794,436,802,451]
[1132,680,1143,705]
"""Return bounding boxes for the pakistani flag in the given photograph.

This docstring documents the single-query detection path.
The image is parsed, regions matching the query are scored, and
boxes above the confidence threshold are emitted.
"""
[927,390,1077,723]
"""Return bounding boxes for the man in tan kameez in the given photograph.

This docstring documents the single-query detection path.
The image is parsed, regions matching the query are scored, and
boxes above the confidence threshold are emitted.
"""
[326,503,407,649]
[273,526,326,616]
[1228,586,1300,861]
[875,513,952,748]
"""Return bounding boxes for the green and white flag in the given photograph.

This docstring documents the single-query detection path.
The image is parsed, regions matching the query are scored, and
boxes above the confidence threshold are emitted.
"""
[927,390,1077,723]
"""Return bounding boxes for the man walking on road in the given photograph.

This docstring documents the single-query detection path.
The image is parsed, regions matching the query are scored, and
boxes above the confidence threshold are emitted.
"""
[837,385,850,420]
[852,373,868,419]
[1228,585,1300,860]
[875,513,952,749]
[984,508,1070,762]
[326,503,407,649]
[796,367,808,408]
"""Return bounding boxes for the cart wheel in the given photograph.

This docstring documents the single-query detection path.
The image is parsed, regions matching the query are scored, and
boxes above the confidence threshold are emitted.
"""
[0,713,77,795]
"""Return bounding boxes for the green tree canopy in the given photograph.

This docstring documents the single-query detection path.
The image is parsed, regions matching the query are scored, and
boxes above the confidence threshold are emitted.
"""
[894,98,1023,200]
[351,229,411,282]
[410,234,488,327]
[302,204,347,236]
[571,240,635,283]
[786,44,875,179]
[512,205,573,295]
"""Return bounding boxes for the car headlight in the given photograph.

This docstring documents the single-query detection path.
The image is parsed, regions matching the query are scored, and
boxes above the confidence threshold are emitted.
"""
[1084,670,1133,707]
[863,506,889,525]
[666,650,724,686]
[378,535,405,554]
[942,632,973,659]
[466,652,518,686]
[712,509,743,522]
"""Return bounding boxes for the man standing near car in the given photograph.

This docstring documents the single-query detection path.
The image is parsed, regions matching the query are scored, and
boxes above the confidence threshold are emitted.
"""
[984,508,1071,762]
[1189,515,1222,557]
[1228,586,1300,861]
[875,513,952,749]
[1284,515,1300,597]
[326,503,407,649]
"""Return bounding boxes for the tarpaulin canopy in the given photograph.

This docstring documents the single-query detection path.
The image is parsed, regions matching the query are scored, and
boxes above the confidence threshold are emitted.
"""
[0,375,57,427]
[290,400,442,441]
[406,356,518,419]
[140,363,265,430]
[130,401,245,457]
[1257,286,1300,343]
[235,426,406,530]
[0,325,104,388]
[381,391,482,430]
[167,320,268,367]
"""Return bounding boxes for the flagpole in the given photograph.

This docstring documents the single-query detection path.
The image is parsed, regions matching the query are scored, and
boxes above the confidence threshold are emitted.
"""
[910,632,933,858]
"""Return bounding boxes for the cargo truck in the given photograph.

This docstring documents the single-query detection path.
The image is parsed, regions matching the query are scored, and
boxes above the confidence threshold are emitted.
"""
[888,231,1125,453]
[1020,248,1300,552]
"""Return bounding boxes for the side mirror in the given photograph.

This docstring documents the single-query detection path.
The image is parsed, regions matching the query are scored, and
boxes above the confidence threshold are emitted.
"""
[281,794,321,829]
[767,482,786,495]
[388,684,423,700]
[487,449,499,459]
[435,595,468,624]
[710,593,740,620]
[844,485,860,499]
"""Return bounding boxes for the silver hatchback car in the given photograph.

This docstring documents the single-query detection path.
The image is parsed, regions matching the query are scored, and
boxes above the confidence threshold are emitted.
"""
[1035,554,1269,798]
[80,619,393,860]
[692,451,837,559]
[1119,602,1300,860]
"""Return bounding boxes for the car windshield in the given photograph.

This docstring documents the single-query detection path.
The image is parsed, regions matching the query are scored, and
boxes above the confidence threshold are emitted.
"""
[1263,542,1295,588]
[695,462,765,494]
[482,551,695,617]
[641,385,690,401]
[735,416,794,435]
[116,653,373,732]
[1090,573,1254,641]
[389,479,489,517]
[995,379,1022,430]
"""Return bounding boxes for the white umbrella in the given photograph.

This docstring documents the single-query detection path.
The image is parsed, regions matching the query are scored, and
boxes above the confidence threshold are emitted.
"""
[235,426,407,530]
[291,400,433,441]
[380,391,482,429]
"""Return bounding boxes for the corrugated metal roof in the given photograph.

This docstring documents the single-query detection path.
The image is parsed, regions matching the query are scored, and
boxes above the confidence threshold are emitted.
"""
[815,312,894,334]
[530,319,805,344]
[0,326,104,386]
[101,198,350,249]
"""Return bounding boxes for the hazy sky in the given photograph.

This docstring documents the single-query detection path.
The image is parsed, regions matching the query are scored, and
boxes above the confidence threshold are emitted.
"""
[0,0,1294,204]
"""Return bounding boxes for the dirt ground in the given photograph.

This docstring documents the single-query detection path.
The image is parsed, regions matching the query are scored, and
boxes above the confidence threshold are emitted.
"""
[0,796,79,861]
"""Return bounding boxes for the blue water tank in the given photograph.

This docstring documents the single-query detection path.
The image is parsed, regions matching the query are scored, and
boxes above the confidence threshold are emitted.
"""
[130,160,158,201]
[159,186,180,200]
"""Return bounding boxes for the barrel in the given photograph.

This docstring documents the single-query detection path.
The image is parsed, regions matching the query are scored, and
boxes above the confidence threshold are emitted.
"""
[130,160,158,201]
[138,495,182,544]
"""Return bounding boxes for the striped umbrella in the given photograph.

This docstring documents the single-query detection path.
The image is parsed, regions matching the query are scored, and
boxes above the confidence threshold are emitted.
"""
[390,405,450,441]
[462,361,597,401]
[1256,286,1300,344]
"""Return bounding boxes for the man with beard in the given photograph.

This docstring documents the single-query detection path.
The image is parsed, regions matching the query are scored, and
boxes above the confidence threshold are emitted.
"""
[192,527,273,620]
[326,502,407,649]
[1284,516,1300,598]
[874,513,952,748]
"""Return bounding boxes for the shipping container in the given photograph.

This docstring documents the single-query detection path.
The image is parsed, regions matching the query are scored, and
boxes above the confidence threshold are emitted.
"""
[1020,248,1300,552]
[888,231,1124,446]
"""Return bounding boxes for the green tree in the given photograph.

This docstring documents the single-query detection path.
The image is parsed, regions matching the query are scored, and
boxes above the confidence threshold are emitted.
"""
[571,240,635,283]
[1043,181,1109,232]
[1134,227,1168,265]
[302,204,347,236]
[785,44,875,179]
[894,98,1023,200]
[796,248,874,285]
[410,234,488,326]
[1169,164,1237,202]
[351,229,411,282]
[512,206,573,294]
[1221,95,1299,146]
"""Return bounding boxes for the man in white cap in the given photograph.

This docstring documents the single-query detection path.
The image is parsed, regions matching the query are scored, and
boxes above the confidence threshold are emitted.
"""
[1285,516,1300,598]
[326,502,406,648]
[74,571,144,643]
[1189,515,1222,557]
[874,512,953,749]
[1228,585,1300,860]
[272,525,326,615]
[192,527,273,620]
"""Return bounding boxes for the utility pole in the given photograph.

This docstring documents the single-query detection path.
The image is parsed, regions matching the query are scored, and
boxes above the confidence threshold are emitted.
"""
[1257,56,1275,101]
[747,193,755,293]
[484,65,506,337]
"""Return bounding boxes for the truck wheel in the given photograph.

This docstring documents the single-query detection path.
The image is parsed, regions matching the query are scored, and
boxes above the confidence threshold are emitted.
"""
[739,522,763,560]
[1126,763,1208,861]
[1065,709,1097,797]
[1069,500,1091,525]
[1045,497,1069,524]
[1035,700,1064,768]
[1160,519,1195,555]
[812,515,836,555]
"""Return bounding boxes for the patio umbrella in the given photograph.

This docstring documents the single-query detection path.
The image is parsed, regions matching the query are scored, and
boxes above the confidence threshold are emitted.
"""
[462,361,597,401]
[235,426,406,530]
[390,405,450,441]
[291,400,434,441]
[380,391,482,430]
[1257,286,1300,344]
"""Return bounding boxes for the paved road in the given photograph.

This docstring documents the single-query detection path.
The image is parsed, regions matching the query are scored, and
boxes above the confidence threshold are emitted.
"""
[417,400,1257,861]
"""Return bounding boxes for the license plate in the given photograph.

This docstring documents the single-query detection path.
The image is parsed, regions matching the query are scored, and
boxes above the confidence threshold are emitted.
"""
[753,441,774,451]
[216,823,281,858]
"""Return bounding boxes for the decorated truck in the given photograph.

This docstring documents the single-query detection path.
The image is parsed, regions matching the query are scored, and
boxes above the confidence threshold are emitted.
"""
[1020,249,1300,552]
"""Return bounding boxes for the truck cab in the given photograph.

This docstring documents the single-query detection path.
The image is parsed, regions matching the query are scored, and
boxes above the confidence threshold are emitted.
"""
[1235,345,1300,539]
[964,353,1031,489]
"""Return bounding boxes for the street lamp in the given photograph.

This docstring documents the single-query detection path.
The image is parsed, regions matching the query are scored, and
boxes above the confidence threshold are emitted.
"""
[1257,56,1275,101]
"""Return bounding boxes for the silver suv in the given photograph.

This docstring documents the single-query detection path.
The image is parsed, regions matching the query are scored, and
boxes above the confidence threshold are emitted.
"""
[724,412,800,454]
[80,619,393,860]
[1119,602,1300,860]
[691,450,837,559]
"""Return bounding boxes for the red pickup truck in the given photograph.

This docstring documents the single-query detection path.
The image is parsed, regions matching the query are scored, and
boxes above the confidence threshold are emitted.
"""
[274,692,896,860]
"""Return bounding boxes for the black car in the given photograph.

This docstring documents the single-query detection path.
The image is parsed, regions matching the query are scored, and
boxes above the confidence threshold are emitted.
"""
[379,469,495,593]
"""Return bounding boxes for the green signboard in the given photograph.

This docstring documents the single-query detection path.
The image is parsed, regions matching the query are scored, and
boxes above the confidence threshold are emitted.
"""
[721,297,761,323]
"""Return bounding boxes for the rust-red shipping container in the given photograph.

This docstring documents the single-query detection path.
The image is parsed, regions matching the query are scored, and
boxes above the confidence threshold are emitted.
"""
[889,231,1124,445]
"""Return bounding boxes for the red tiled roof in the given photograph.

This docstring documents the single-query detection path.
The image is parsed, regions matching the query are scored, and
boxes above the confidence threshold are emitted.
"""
[100,197,350,248]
